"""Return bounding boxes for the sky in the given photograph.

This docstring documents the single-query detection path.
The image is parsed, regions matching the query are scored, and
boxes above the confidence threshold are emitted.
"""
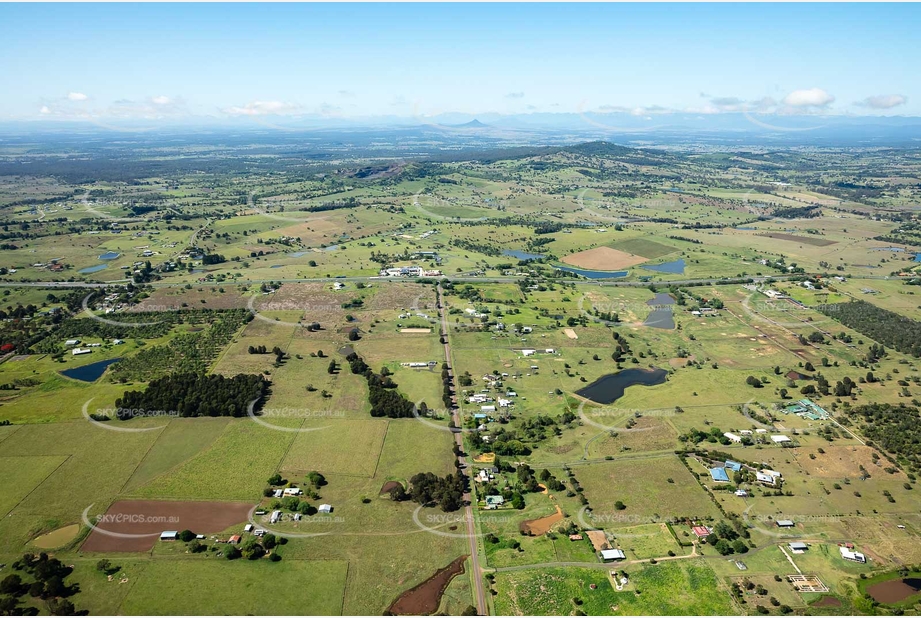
[1,3,918,123]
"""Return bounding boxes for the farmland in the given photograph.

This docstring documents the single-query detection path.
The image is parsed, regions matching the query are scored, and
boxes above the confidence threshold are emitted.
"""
[1,137,921,616]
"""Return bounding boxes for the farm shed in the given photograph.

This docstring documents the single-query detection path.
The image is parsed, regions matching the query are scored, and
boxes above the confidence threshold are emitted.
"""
[600,549,626,562]
[159,531,178,541]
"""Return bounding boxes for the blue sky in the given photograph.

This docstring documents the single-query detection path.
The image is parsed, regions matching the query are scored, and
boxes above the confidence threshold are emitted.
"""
[1,3,918,121]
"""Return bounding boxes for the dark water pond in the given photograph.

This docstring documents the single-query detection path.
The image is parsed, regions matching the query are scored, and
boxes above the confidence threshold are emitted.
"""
[98,251,121,260]
[61,358,122,382]
[644,293,676,329]
[554,265,629,279]
[868,578,921,604]
[575,367,668,404]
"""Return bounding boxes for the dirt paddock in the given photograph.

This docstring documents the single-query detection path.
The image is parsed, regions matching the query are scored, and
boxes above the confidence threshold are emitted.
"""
[562,246,648,270]
[81,499,254,552]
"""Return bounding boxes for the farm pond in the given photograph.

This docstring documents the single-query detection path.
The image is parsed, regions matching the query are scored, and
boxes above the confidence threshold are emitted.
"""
[575,367,668,405]
[60,358,122,382]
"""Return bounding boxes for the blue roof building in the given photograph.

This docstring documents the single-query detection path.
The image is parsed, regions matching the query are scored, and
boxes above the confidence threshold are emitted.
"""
[725,460,742,471]
[710,467,730,482]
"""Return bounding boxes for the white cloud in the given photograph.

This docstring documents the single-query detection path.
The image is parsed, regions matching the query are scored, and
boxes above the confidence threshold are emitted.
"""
[505,92,525,99]
[337,90,356,98]
[223,100,300,116]
[782,88,835,108]
[858,94,907,110]
[67,92,88,102]
[39,106,51,115]
[151,95,172,105]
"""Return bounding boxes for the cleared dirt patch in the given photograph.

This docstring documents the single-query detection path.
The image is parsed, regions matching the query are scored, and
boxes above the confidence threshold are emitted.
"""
[387,555,467,615]
[563,328,578,339]
[520,505,564,535]
[812,596,843,608]
[562,246,648,271]
[401,328,431,333]
[379,480,404,495]
[81,499,254,552]
[31,524,80,549]
[586,529,609,551]
[756,232,837,247]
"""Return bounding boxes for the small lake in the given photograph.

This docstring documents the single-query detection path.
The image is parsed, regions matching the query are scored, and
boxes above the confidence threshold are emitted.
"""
[289,251,310,258]
[324,245,340,251]
[78,264,108,274]
[735,226,757,230]
[575,367,668,405]
[503,250,544,261]
[554,265,629,280]
[642,259,685,275]
[871,246,906,253]
[61,358,122,382]
[98,251,121,260]
[644,292,676,329]
[270,264,283,268]
[915,254,921,262]
[868,577,921,604]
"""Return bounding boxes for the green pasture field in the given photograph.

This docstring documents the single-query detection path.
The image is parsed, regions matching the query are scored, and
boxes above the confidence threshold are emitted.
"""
[128,419,297,500]
[577,456,720,524]
[493,560,736,616]
[117,559,349,615]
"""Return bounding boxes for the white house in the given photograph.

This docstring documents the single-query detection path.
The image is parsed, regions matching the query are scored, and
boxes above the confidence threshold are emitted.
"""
[318,504,333,514]
[283,487,302,496]
[839,546,866,563]
[771,435,791,444]
[72,348,92,356]
[724,432,742,443]
[521,349,536,357]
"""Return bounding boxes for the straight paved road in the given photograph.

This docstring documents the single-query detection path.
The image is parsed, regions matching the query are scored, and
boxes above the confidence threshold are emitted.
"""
[436,283,488,616]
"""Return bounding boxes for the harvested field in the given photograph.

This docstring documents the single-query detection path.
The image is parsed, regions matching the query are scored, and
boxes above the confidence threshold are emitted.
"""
[129,288,248,311]
[520,504,563,536]
[756,232,837,247]
[81,499,254,552]
[31,524,80,549]
[387,555,467,615]
[562,246,648,271]
[799,445,905,479]
[401,328,431,333]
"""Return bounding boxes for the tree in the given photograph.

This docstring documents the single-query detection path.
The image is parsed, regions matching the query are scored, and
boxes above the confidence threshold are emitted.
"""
[0,574,23,596]
[268,473,284,486]
[178,529,196,543]
[47,598,76,616]
[224,546,241,560]
[614,500,626,510]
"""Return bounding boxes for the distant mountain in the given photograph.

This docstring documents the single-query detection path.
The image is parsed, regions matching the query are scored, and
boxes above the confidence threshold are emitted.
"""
[452,119,489,129]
